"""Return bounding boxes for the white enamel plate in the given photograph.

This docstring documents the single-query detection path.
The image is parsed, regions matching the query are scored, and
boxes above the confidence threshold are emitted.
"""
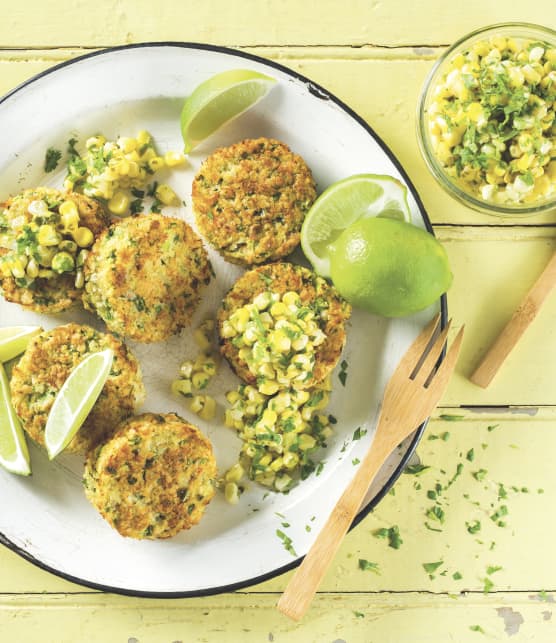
[0,43,445,596]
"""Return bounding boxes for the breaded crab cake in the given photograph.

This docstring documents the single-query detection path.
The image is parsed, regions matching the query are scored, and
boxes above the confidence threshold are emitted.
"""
[192,138,316,265]
[82,213,212,343]
[0,187,109,313]
[10,323,145,455]
[83,413,217,539]
[217,262,351,393]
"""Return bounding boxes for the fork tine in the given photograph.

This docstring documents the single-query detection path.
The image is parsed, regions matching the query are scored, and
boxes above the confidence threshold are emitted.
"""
[413,319,452,385]
[395,313,441,378]
[425,325,464,391]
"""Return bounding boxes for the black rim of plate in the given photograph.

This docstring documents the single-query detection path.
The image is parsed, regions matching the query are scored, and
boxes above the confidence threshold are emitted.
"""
[0,41,448,598]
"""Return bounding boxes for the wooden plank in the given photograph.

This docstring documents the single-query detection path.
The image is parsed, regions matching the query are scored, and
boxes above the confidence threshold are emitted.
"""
[0,0,552,48]
[0,591,553,642]
[1,411,554,595]
[1,50,554,227]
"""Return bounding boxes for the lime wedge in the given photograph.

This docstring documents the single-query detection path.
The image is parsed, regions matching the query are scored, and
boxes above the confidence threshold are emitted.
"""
[0,363,31,475]
[300,174,411,278]
[180,69,277,153]
[45,349,114,459]
[0,326,42,363]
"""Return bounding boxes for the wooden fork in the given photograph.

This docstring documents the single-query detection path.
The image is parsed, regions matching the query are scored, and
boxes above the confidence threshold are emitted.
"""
[277,314,464,621]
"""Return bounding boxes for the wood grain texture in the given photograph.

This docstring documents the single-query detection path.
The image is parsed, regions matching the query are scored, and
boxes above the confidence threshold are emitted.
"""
[0,0,553,47]
[0,591,553,642]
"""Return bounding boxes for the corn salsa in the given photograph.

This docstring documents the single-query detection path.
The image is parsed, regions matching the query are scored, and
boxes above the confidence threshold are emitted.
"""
[427,35,556,205]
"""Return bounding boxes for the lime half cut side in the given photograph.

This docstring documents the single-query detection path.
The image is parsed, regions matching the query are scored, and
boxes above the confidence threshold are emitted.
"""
[180,69,277,153]
[0,326,42,363]
[45,349,114,460]
[0,363,30,475]
[301,174,411,278]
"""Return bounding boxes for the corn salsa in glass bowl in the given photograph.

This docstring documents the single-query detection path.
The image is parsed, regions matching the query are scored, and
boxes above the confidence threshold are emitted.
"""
[417,23,556,216]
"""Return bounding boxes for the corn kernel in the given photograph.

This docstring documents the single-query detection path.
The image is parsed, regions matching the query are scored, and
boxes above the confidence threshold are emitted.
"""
[51,251,75,273]
[224,482,240,504]
[27,199,49,217]
[164,150,186,166]
[117,137,137,153]
[136,130,151,146]
[37,224,61,246]
[26,258,39,279]
[274,474,292,492]
[108,191,130,215]
[155,183,180,206]
[10,259,26,279]
[172,379,192,397]
[148,156,165,172]
[225,463,245,484]
[199,395,216,420]
[193,328,212,352]
[192,371,210,390]
[259,381,280,396]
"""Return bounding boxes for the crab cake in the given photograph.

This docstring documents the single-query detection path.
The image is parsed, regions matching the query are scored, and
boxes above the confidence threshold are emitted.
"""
[192,138,316,265]
[83,413,217,539]
[0,187,109,313]
[10,323,145,455]
[83,214,212,343]
[217,262,351,392]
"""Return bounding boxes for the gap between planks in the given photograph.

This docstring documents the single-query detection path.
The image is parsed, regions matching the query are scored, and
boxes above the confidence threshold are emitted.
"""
[0,45,444,63]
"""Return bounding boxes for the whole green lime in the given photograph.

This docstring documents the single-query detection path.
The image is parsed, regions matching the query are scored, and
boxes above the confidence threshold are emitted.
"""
[329,217,452,317]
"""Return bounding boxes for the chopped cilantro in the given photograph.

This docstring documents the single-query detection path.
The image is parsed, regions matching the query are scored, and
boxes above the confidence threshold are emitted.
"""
[487,424,498,432]
[358,559,380,574]
[466,448,475,462]
[44,147,62,172]
[452,571,463,580]
[483,577,494,594]
[352,458,360,466]
[486,565,502,575]
[422,560,443,575]
[404,463,430,476]
[353,427,367,441]
[472,469,488,482]
[466,520,481,534]
[469,625,485,634]
[276,529,297,557]
[439,414,464,421]
[353,611,365,618]
[426,505,445,524]
[373,525,403,549]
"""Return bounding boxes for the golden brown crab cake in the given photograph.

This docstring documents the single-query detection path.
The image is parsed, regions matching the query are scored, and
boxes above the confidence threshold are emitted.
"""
[217,262,351,392]
[192,138,316,265]
[83,413,217,539]
[10,323,145,455]
[0,187,109,313]
[83,213,212,343]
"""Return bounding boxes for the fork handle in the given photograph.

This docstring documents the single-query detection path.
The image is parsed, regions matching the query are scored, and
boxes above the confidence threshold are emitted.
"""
[276,421,392,621]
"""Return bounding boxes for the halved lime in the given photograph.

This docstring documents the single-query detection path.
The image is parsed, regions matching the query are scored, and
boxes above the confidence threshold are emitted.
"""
[180,69,277,153]
[45,349,114,459]
[300,174,411,278]
[0,326,42,363]
[0,363,31,475]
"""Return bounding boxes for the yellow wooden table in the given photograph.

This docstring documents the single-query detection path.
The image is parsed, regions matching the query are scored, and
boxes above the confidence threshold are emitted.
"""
[1,2,555,640]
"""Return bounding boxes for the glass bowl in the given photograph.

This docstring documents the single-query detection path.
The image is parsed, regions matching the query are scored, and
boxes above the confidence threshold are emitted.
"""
[417,22,556,216]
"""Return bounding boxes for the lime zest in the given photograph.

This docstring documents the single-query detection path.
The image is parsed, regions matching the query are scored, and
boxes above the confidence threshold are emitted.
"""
[0,326,42,363]
[0,363,31,476]
[301,174,410,278]
[180,69,277,153]
[45,349,114,460]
